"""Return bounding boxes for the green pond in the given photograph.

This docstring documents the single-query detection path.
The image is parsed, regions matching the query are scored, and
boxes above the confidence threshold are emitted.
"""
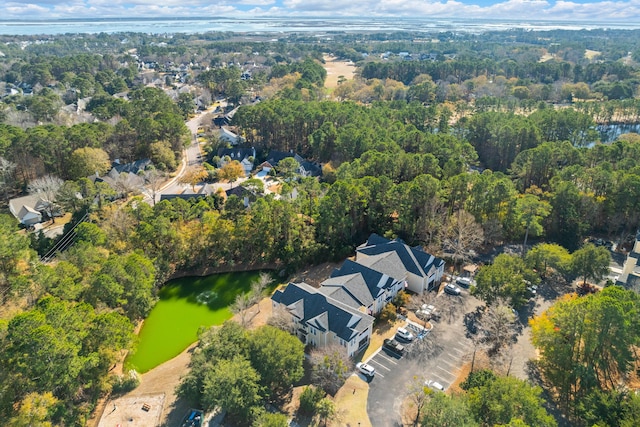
[125,271,261,373]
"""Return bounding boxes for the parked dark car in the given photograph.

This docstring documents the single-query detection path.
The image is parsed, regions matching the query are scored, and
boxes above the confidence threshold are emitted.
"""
[383,338,405,356]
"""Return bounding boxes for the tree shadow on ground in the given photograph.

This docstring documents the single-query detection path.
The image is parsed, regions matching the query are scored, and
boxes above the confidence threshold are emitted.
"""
[525,360,572,427]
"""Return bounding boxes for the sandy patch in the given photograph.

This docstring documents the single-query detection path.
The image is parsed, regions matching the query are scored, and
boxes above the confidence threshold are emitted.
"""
[323,55,356,89]
[585,49,601,60]
[98,393,165,427]
[539,53,555,62]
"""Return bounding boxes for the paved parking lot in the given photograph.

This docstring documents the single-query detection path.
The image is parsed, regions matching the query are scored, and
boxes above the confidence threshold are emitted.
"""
[365,289,482,426]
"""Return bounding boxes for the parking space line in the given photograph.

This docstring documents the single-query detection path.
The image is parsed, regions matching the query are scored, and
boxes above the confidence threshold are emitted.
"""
[439,358,459,368]
[375,353,399,365]
[431,373,449,384]
[451,346,466,355]
[436,365,456,378]
[369,360,392,371]
[375,372,385,378]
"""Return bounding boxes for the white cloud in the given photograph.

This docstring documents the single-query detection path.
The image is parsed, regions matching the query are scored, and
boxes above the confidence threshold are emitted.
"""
[1,0,640,23]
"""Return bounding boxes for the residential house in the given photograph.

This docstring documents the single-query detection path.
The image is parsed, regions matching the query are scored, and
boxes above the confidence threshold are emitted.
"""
[159,183,217,202]
[9,194,48,226]
[217,147,255,175]
[356,233,445,294]
[213,116,231,127]
[224,185,253,208]
[218,127,244,146]
[319,259,404,316]
[89,159,152,196]
[616,230,640,288]
[263,150,322,177]
[213,107,239,128]
[271,282,374,357]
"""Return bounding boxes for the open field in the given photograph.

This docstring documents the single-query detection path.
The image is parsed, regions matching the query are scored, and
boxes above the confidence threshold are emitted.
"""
[585,49,601,59]
[323,55,356,89]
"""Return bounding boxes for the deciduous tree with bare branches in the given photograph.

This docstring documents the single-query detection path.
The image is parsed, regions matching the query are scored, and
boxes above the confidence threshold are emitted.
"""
[230,293,251,328]
[27,174,64,223]
[480,298,518,356]
[142,168,166,206]
[440,209,484,271]
[309,344,354,395]
[249,272,272,314]
[405,375,430,427]
[267,305,296,335]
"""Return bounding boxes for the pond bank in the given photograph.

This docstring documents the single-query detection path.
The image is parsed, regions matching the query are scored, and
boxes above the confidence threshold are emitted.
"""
[125,271,262,373]
[168,262,280,280]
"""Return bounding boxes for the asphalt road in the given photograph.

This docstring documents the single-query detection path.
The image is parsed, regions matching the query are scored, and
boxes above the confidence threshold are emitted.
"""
[154,115,206,200]
[366,290,482,426]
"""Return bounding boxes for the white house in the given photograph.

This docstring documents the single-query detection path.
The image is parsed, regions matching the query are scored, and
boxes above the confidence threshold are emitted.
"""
[219,127,244,146]
[616,231,640,288]
[319,259,404,316]
[9,195,47,226]
[356,234,445,294]
[271,282,374,357]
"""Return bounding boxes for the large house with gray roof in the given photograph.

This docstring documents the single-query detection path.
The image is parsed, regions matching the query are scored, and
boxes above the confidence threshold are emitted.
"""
[320,259,404,316]
[616,230,640,289]
[9,194,48,226]
[271,233,443,356]
[271,282,374,357]
[356,234,445,294]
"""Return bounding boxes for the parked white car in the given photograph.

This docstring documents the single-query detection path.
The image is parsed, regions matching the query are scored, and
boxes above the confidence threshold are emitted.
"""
[425,380,445,391]
[395,327,415,342]
[356,362,375,377]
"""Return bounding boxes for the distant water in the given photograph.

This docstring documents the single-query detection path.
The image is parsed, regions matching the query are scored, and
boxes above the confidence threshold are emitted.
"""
[1,17,640,36]
[598,123,640,143]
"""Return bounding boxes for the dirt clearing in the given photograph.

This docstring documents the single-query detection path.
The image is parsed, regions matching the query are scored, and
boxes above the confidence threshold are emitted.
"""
[98,393,165,427]
[323,55,356,89]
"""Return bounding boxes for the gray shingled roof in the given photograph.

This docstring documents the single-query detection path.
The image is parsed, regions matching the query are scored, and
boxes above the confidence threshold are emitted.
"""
[319,273,373,309]
[356,251,407,282]
[357,233,444,279]
[271,282,374,342]
[330,259,397,298]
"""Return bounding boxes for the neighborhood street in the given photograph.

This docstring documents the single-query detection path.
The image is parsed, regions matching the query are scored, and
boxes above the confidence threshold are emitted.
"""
[141,102,254,204]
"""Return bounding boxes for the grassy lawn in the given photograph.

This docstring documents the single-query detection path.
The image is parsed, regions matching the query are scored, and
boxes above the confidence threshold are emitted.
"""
[331,375,372,427]
[125,271,260,373]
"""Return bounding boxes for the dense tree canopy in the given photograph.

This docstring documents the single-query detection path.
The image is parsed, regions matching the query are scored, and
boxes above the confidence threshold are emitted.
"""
[2,27,640,427]
[531,287,640,420]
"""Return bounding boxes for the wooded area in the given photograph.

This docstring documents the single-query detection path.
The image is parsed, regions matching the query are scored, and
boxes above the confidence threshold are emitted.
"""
[1,27,640,425]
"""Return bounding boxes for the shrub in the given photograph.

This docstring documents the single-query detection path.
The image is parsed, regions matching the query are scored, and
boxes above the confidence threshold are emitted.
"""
[298,386,326,415]
[110,369,140,394]
[460,369,496,391]
[392,290,411,308]
[379,303,397,323]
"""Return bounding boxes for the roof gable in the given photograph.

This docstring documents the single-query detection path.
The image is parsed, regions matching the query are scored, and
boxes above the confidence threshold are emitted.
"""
[331,259,396,297]
[320,273,373,309]
[357,233,443,278]
[271,282,374,341]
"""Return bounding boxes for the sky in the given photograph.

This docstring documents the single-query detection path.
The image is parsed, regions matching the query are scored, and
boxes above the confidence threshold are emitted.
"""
[2,0,640,22]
